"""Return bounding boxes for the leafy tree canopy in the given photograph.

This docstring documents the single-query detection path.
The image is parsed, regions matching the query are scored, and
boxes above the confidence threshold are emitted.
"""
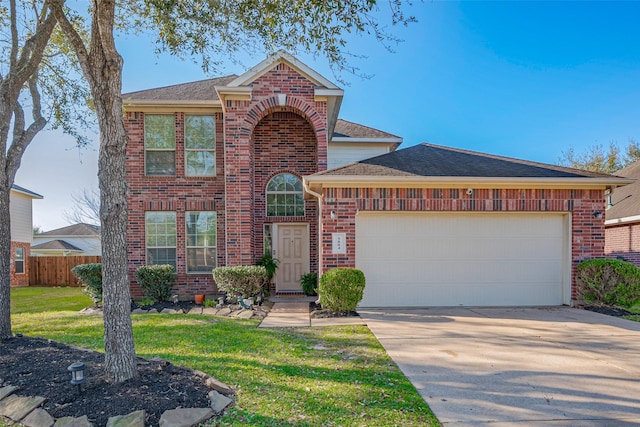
[558,139,640,174]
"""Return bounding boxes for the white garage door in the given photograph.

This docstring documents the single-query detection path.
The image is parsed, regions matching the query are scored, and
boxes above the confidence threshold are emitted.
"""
[356,212,569,307]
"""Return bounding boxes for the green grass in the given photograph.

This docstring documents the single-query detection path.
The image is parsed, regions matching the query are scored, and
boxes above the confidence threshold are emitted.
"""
[10,286,93,313]
[10,287,439,426]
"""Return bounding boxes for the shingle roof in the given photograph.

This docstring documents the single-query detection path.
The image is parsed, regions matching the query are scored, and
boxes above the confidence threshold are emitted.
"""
[315,143,616,178]
[123,75,238,102]
[39,223,101,237]
[31,240,83,251]
[605,161,640,221]
[333,119,401,139]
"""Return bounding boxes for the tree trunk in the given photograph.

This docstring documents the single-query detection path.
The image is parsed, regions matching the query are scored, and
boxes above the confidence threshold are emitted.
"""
[93,50,138,384]
[0,186,12,338]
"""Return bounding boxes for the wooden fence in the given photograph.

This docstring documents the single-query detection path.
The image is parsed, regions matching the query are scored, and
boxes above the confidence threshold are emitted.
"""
[29,256,102,287]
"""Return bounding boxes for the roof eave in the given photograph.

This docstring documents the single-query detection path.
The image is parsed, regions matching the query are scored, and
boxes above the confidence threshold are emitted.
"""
[605,214,640,226]
[330,137,403,144]
[123,99,223,111]
[11,187,43,199]
[304,176,634,193]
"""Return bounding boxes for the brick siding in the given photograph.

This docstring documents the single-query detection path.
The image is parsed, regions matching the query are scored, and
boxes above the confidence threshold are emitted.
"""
[125,63,329,298]
[320,187,606,301]
[605,222,640,266]
[10,241,30,287]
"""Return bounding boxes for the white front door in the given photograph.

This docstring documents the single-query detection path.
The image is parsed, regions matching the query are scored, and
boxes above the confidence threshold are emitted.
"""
[274,224,309,292]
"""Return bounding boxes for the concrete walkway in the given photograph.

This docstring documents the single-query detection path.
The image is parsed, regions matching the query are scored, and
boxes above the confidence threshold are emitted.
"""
[259,299,365,328]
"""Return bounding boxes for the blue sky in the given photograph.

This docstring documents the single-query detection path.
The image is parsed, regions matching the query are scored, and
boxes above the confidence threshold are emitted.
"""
[16,1,640,230]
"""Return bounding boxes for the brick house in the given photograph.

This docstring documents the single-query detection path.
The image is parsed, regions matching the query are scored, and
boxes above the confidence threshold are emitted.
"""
[124,51,630,306]
[604,161,640,265]
[9,184,42,287]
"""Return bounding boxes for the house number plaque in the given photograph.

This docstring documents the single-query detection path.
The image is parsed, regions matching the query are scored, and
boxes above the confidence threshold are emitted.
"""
[332,233,346,254]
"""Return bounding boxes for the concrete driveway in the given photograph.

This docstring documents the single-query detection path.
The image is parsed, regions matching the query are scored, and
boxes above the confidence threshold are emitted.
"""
[359,307,640,426]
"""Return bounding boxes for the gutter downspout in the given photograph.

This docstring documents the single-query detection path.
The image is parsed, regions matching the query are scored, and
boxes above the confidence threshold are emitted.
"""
[303,181,323,281]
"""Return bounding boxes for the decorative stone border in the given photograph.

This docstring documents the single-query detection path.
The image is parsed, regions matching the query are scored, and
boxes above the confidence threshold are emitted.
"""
[80,301,274,320]
[0,370,234,427]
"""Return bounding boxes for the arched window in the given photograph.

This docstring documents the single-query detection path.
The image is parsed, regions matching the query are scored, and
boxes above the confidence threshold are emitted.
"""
[266,173,304,217]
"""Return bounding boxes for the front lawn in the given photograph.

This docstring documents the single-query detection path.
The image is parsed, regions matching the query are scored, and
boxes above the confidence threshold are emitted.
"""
[10,287,439,426]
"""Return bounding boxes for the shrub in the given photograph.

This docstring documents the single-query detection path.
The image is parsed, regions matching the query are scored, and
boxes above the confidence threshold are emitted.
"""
[575,258,640,308]
[71,263,102,304]
[319,268,366,313]
[135,265,176,302]
[213,265,267,298]
[301,272,318,296]
[256,252,279,285]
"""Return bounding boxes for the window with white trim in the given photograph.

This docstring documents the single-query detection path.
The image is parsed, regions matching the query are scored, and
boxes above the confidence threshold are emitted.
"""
[266,173,305,217]
[185,115,216,176]
[14,247,24,274]
[186,211,217,273]
[145,212,177,269]
[145,114,175,175]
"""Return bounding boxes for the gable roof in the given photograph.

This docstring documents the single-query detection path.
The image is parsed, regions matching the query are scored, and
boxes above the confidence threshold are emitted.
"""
[333,119,401,140]
[11,184,43,199]
[604,160,640,224]
[38,223,101,237]
[224,50,340,90]
[305,143,633,190]
[123,75,237,105]
[31,239,83,252]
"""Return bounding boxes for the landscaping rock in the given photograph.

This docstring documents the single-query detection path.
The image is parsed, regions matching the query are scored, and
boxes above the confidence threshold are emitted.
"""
[131,308,147,314]
[0,385,18,401]
[217,307,232,316]
[147,308,159,314]
[106,410,145,427]
[161,308,181,314]
[53,415,93,427]
[208,390,233,413]
[22,408,54,427]
[78,307,102,316]
[187,306,203,315]
[0,394,46,421]
[201,307,218,315]
[158,408,213,427]
[237,310,254,319]
[203,377,233,395]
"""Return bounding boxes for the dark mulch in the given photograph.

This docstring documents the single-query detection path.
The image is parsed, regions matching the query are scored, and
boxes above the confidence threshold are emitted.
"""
[130,300,200,312]
[0,335,214,427]
[309,302,359,318]
[583,305,633,317]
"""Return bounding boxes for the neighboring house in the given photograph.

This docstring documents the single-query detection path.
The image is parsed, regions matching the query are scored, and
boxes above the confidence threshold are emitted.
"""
[9,184,43,287]
[123,50,631,306]
[604,161,640,265]
[32,223,102,256]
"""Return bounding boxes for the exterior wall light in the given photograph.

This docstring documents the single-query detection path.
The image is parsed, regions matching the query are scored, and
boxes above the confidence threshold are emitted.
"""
[593,211,603,219]
[68,362,86,394]
[330,210,337,220]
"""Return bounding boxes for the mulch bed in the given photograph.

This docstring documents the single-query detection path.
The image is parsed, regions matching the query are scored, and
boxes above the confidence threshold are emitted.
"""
[0,335,213,427]
[583,305,633,317]
[309,301,359,318]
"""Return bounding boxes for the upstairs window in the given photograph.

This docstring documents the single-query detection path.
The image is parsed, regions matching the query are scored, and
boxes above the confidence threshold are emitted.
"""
[14,248,24,274]
[266,173,304,217]
[145,212,177,269]
[185,115,216,176]
[145,114,175,175]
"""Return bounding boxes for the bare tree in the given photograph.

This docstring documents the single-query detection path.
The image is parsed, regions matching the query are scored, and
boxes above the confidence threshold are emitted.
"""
[64,187,100,225]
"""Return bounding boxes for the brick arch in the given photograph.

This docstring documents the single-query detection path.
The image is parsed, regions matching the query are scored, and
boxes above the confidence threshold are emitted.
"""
[240,95,324,139]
